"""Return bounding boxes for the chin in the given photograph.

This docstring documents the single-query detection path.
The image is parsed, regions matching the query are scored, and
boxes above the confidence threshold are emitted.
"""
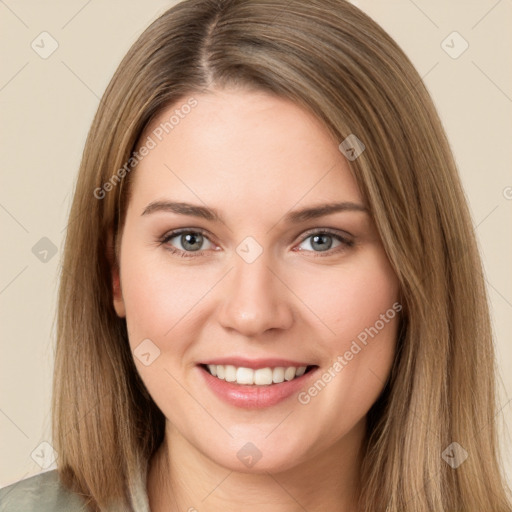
[197,434,311,474]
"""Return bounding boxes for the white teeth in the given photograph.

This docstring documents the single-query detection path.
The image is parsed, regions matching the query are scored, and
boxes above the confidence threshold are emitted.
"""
[272,367,285,383]
[295,366,307,377]
[254,367,273,385]
[205,364,310,385]
[284,366,296,381]
[224,365,236,382]
[236,367,254,385]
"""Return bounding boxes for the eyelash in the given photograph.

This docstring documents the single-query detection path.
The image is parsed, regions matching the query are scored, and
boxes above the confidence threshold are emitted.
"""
[158,228,354,258]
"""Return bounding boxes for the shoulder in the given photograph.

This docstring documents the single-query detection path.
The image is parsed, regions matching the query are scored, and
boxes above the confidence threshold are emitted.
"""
[0,470,88,511]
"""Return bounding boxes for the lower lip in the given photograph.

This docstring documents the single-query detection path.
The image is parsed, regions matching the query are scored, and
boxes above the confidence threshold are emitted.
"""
[198,365,318,409]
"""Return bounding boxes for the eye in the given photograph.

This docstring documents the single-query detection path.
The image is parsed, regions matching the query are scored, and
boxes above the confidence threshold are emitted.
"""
[296,230,353,255]
[159,228,353,258]
[161,229,215,256]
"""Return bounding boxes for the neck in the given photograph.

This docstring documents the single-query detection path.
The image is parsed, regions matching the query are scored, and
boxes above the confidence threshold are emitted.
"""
[147,419,366,512]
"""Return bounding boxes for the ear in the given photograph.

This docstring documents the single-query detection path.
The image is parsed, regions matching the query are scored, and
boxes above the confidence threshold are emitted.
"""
[107,228,126,318]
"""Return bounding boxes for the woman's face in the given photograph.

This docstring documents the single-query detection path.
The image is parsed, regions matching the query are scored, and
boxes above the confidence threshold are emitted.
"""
[113,87,401,473]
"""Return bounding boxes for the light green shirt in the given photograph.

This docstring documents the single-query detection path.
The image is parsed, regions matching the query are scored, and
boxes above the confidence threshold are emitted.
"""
[0,470,150,511]
[0,470,88,511]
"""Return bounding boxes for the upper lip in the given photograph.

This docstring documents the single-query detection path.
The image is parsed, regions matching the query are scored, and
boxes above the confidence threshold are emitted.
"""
[199,358,314,370]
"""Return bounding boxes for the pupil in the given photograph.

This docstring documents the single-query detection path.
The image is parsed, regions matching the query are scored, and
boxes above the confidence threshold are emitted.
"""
[182,233,202,251]
[312,234,332,251]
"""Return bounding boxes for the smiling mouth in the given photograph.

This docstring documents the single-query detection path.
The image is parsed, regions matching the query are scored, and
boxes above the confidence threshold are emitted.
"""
[200,364,317,386]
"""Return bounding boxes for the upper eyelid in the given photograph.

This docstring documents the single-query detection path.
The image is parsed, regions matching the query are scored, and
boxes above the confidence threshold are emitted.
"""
[298,227,353,240]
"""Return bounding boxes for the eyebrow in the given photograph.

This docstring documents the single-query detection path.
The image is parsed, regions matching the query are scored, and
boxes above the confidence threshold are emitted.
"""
[141,200,368,223]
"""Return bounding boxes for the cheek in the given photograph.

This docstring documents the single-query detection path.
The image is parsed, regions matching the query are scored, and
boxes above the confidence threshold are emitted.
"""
[118,243,203,415]
[293,249,400,349]
[119,240,207,346]
[293,249,400,426]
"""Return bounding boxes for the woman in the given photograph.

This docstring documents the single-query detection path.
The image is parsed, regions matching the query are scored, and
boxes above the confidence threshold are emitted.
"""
[1,0,510,511]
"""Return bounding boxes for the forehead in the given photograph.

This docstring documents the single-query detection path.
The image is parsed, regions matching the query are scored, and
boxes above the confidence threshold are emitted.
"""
[130,88,363,213]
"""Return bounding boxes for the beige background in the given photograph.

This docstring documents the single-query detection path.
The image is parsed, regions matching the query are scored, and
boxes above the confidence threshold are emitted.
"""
[1,0,511,489]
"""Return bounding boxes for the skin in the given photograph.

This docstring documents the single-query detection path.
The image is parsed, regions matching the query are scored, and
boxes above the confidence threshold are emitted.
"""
[112,87,401,512]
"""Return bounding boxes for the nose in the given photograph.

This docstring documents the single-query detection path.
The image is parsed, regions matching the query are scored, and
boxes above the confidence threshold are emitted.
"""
[216,252,294,338]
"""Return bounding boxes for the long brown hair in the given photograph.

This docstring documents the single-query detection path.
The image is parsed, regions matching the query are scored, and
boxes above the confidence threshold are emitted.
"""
[53,0,512,510]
